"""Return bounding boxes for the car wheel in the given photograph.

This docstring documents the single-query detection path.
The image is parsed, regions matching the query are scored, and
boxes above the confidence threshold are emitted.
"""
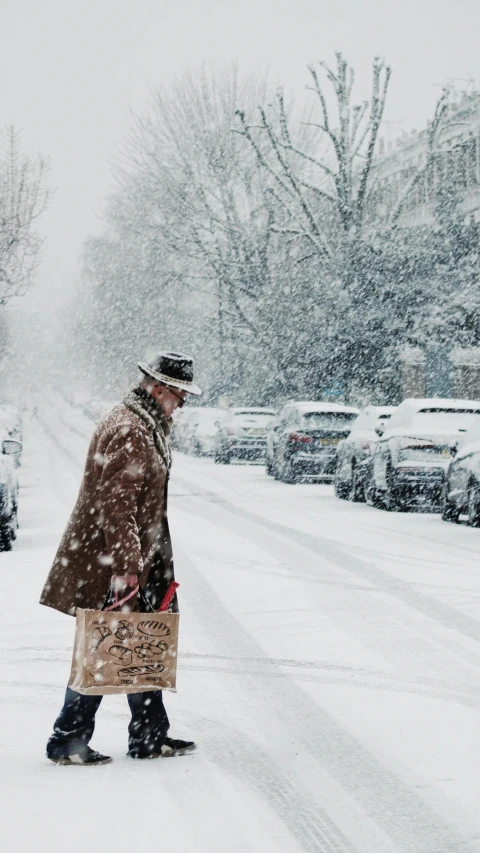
[334,477,350,499]
[365,479,382,508]
[10,508,18,540]
[266,457,273,476]
[387,490,406,511]
[441,484,460,523]
[467,482,480,527]
[385,461,406,512]
[349,463,365,503]
[281,456,298,484]
[272,453,281,479]
[0,521,13,552]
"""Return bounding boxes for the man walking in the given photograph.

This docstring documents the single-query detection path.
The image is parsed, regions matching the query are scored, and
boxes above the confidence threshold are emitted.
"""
[40,352,201,765]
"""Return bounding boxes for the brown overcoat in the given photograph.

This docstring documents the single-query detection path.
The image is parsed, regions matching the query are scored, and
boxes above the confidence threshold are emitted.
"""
[40,400,175,617]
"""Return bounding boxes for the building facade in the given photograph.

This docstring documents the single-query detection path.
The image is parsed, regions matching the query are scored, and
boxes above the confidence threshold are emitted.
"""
[371,93,480,399]
[369,92,480,227]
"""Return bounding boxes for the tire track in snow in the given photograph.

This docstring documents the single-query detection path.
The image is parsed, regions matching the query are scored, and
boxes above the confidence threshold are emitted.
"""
[4,641,480,712]
[174,474,480,652]
[0,678,357,853]
[174,537,469,853]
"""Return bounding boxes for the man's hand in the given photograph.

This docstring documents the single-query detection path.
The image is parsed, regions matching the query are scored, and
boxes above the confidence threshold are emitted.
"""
[112,573,139,593]
[110,574,139,613]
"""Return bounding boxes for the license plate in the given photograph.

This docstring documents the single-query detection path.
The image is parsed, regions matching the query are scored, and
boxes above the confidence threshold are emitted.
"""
[319,437,339,446]
[244,429,264,436]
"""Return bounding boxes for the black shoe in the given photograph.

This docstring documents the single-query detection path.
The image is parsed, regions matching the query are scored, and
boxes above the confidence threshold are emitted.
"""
[159,737,196,757]
[48,746,112,766]
[128,737,196,759]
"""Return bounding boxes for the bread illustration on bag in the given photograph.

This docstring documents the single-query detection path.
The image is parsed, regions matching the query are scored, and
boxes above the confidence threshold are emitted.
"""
[135,639,169,659]
[91,626,112,650]
[137,620,171,638]
[109,645,133,665]
[118,662,165,676]
[115,620,134,640]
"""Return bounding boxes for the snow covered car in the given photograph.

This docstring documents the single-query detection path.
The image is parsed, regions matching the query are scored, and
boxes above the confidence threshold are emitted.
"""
[183,408,229,456]
[370,398,480,511]
[214,408,276,463]
[442,418,480,525]
[334,405,396,501]
[268,402,360,484]
[0,404,23,466]
[0,438,21,551]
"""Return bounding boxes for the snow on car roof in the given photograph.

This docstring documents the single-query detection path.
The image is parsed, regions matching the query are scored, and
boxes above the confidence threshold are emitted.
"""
[294,401,360,414]
[191,407,228,420]
[365,405,396,416]
[388,398,480,429]
[231,407,276,414]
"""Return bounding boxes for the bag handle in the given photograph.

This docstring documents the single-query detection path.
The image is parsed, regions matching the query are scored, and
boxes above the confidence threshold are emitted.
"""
[102,581,155,613]
[102,579,179,613]
[103,583,139,612]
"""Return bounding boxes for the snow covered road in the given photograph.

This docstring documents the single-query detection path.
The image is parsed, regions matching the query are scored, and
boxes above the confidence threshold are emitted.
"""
[3,399,480,852]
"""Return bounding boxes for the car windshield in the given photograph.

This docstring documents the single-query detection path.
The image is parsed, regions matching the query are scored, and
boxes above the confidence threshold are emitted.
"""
[411,408,480,431]
[398,443,452,462]
[301,412,357,429]
[233,412,274,423]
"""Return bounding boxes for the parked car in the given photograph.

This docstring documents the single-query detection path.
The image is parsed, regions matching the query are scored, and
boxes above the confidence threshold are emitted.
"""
[183,408,229,456]
[267,401,360,484]
[334,406,396,501]
[442,418,480,525]
[0,404,23,466]
[214,408,276,463]
[369,398,480,511]
[0,438,21,551]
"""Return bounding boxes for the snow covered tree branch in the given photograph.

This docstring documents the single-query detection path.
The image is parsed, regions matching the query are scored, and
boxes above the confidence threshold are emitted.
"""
[0,127,50,305]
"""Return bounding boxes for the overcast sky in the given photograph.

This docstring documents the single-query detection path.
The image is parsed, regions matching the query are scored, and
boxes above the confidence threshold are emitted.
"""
[1,0,479,310]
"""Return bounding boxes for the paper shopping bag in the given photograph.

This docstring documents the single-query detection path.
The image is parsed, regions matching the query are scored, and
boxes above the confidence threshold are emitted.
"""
[68,607,179,695]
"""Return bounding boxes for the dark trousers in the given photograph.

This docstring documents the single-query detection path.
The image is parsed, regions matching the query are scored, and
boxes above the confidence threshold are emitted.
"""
[46,687,170,759]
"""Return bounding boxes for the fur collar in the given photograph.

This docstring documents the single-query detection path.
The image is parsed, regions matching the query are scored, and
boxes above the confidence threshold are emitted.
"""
[123,385,172,473]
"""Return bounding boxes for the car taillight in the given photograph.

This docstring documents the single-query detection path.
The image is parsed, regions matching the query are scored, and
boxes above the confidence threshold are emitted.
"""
[289,432,313,443]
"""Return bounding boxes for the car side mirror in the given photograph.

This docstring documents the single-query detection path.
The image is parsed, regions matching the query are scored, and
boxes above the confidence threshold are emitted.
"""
[2,439,22,456]
[375,426,384,437]
[451,444,458,458]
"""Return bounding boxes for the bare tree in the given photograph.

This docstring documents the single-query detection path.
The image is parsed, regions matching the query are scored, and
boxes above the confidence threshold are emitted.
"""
[236,54,448,258]
[114,68,288,394]
[235,54,391,256]
[0,127,50,304]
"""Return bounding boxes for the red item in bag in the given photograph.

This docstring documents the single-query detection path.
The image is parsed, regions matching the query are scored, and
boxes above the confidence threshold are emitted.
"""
[158,581,179,612]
